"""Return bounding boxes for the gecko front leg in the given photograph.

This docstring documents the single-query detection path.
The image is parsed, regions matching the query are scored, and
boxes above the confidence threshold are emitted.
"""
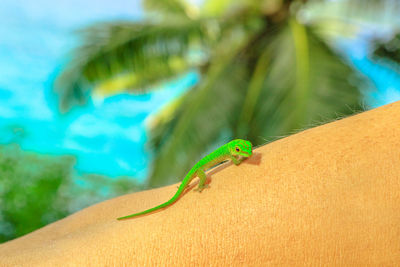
[230,155,243,165]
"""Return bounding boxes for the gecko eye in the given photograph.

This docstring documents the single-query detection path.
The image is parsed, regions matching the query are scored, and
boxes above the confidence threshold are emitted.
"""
[235,146,240,152]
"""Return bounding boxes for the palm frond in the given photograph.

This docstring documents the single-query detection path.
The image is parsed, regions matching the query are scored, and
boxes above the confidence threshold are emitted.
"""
[143,0,195,18]
[248,21,365,142]
[55,19,214,111]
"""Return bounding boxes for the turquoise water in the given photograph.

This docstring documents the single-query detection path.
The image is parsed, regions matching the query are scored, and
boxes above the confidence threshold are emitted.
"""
[1,1,400,181]
[0,0,198,180]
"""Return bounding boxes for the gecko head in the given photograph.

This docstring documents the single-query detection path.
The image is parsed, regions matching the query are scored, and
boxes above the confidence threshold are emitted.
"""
[229,139,253,158]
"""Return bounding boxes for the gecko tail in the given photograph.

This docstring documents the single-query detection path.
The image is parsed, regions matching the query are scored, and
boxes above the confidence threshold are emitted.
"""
[117,200,172,220]
[116,178,191,220]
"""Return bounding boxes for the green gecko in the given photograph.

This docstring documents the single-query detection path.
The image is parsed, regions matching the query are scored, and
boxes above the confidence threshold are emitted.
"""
[117,139,253,220]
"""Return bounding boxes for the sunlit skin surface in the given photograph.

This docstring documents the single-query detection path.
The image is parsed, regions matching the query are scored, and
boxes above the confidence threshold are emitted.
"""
[2,102,400,265]
[117,139,253,220]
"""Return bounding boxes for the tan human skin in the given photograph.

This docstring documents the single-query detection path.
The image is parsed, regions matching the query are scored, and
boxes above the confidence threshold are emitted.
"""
[1,101,400,266]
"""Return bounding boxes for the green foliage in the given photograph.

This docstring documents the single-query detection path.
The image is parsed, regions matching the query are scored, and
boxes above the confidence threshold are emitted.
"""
[0,145,73,242]
[55,0,390,188]
[0,145,141,243]
[373,33,400,64]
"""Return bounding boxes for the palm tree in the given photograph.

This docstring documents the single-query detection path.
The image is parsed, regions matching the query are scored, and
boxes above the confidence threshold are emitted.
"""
[54,0,396,187]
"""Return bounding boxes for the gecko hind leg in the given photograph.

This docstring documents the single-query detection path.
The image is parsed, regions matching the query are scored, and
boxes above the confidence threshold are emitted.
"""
[194,169,209,192]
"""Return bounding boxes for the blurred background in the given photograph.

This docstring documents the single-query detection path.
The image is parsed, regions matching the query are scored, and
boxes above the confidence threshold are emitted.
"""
[1,0,400,243]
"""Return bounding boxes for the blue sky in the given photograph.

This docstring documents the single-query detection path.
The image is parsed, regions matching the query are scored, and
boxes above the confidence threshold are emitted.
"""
[0,0,400,181]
